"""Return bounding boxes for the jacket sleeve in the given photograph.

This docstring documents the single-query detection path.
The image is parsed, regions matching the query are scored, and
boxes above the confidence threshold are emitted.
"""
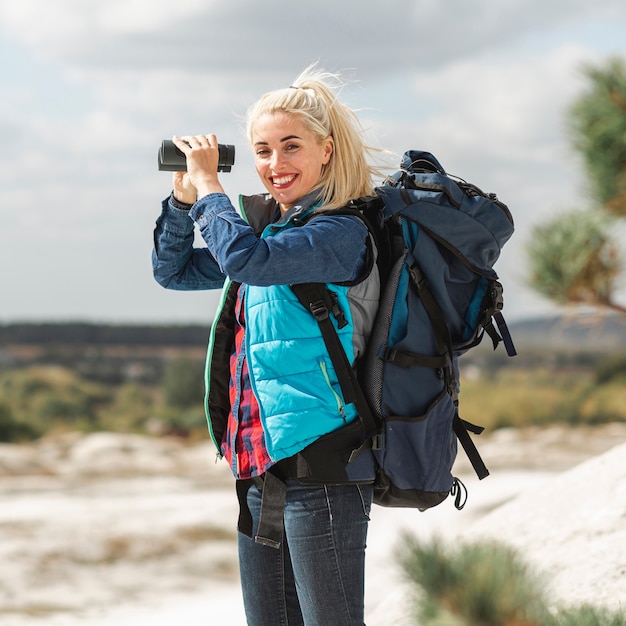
[189,193,369,286]
[152,195,226,291]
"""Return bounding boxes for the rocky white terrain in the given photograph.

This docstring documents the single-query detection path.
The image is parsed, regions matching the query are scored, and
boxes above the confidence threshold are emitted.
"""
[1,423,625,625]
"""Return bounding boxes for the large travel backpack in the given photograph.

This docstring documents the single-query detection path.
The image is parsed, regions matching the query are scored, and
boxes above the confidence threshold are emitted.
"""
[292,149,516,512]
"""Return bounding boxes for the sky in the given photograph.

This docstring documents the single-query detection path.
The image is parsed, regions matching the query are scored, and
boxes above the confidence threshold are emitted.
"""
[1,0,626,326]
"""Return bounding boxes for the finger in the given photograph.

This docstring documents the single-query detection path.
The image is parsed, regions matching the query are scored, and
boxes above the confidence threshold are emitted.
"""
[172,135,193,153]
[177,135,206,148]
[175,134,213,150]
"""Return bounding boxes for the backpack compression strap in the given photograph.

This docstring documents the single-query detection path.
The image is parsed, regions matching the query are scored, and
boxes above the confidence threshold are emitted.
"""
[404,258,457,398]
[394,259,491,481]
[453,415,489,480]
[477,280,518,356]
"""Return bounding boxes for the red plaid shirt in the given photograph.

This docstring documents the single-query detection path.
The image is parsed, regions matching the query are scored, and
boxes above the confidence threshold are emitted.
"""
[221,286,274,479]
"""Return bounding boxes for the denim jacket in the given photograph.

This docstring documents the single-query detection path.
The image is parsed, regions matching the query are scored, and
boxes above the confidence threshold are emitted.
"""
[152,191,370,290]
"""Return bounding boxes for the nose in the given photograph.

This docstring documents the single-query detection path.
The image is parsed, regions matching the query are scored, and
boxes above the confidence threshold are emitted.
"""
[270,150,285,171]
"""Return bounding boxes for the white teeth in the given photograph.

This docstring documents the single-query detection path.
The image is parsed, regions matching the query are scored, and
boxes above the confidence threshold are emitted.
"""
[273,175,295,186]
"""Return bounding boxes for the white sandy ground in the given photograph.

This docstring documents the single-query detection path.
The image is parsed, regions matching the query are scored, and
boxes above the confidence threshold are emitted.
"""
[0,423,625,625]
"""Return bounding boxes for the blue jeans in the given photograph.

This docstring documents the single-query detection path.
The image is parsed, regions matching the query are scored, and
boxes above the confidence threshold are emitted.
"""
[238,480,373,626]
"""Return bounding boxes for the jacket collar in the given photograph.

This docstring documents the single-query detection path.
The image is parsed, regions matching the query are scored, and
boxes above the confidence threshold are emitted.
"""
[240,189,322,235]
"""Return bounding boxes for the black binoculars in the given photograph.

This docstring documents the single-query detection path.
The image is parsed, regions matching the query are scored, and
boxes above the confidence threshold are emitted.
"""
[158,139,235,172]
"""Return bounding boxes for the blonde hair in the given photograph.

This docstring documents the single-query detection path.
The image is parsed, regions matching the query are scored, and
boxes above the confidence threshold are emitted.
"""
[246,65,385,210]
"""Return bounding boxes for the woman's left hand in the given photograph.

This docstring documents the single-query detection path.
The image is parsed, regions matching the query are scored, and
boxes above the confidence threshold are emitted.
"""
[171,134,225,204]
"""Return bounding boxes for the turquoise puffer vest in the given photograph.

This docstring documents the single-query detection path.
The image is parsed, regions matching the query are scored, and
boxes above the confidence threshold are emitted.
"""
[204,194,379,471]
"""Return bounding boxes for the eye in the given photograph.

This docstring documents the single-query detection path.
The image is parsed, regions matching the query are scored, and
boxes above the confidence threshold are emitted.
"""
[285,143,300,151]
[255,148,270,157]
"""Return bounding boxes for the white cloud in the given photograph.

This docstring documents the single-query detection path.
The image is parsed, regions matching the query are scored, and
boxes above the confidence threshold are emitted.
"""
[3,0,625,75]
[1,0,626,322]
[97,0,209,34]
[0,0,211,50]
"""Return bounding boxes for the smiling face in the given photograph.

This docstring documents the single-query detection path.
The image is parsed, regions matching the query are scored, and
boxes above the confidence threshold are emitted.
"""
[251,111,333,212]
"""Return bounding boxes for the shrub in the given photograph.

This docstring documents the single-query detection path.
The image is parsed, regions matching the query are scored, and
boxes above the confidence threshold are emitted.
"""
[547,605,626,626]
[0,400,42,441]
[397,536,626,626]
[162,356,205,410]
[397,536,548,625]
[0,367,111,440]
[595,355,626,385]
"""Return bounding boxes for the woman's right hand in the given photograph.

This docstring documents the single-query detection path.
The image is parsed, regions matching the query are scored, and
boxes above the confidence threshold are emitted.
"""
[171,135,224,204]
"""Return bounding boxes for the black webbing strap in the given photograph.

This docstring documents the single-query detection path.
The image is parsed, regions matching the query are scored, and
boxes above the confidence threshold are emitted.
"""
[236,471,291,549]
[255,470,287,549]
[290,282,379,437]
[478,280,517,357]
[453,414,489,480]
[481,311,517,356]
[406,261,456,394]
[408,262,491,482]
[379,346,450,370]
[480,319,502,350]
[493,311,517,356]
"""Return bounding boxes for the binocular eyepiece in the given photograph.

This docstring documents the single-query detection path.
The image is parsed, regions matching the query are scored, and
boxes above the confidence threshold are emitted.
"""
[158,139,235,172]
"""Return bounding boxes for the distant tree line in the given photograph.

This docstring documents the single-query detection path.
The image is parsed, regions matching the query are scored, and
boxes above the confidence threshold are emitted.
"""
[0,322,211,347]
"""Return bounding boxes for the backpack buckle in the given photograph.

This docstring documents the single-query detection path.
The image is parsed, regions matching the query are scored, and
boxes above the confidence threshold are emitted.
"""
[309,299,329,321]
[490,280,504,312]
[407,262,426,290]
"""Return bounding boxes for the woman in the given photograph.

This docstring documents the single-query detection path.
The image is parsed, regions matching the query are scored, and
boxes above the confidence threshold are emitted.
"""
[152,66,384,625]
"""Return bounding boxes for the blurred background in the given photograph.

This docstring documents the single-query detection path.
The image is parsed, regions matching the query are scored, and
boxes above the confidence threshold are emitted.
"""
[1,3,626,624]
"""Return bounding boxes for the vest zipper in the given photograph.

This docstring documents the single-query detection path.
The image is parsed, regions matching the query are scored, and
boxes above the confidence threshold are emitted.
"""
[318,359,347,422]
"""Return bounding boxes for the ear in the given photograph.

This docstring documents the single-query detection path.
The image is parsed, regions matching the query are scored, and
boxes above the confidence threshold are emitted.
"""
[321,137,333,165]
